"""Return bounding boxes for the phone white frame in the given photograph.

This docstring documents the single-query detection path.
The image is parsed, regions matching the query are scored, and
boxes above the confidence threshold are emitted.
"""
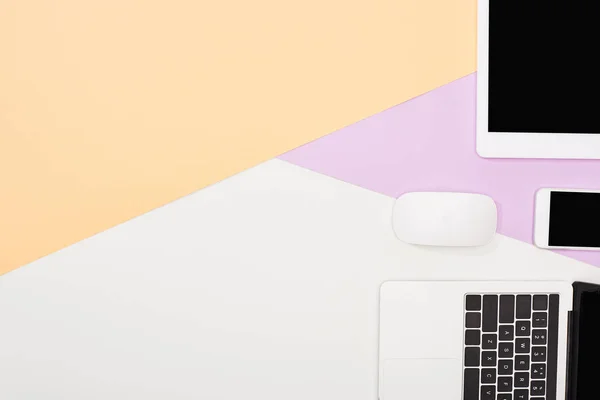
[534,188,600,250]
[476,0,600,159]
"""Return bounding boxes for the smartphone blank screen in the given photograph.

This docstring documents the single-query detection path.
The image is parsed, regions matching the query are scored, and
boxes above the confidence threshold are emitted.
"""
[548,191,600,248]
[488,1,600,134]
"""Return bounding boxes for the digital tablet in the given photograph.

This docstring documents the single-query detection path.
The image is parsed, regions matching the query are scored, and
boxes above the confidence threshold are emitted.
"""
[477,1,600,159]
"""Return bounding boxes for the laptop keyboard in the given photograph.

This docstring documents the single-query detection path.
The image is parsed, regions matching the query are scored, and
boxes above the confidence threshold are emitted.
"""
[463,294,560,400]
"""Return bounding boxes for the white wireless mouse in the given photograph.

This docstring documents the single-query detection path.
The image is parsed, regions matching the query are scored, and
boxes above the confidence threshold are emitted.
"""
[392,192,497,247]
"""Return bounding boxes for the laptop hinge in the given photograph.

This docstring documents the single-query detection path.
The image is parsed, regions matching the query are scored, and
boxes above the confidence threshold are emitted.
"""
[565,310,574,400]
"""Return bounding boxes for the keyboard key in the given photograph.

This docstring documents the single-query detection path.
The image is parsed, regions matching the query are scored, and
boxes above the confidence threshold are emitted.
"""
[466,295,481,311]
[514,389,529,400]
[499,325,514,341]
[465,347,480,366]
[481,368,496,383]
[516,338,530,353]
[498,342,513,358]
[516,320,531,336]
[532,312,547,328]
[481,385,495,400]
[516,295,532,319]
[532,346,546,362]
[498,395,512,400]
[465,330,480,345]
[532,329,547,345]
[499,295,515,323]
[498,376,513,392]
[482,334,497,349]
[515,372,530,388]
[466,312,481,328]
[463,368,479,400]
[533,295,548,310]
[515,355,530,370]
[498,359,513,375]
[531,380,545,396]
[532,363,546,379]
[482,351,497,366]
[482,295,498,332]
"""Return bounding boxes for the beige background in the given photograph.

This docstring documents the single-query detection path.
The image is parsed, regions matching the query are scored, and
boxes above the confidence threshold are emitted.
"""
[0,0,476,274]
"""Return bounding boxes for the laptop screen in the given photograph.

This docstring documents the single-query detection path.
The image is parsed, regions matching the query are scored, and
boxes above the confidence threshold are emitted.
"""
[488,1,600,134]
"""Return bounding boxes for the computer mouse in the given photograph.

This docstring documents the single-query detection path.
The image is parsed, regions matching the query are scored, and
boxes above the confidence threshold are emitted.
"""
[392,192,497,247]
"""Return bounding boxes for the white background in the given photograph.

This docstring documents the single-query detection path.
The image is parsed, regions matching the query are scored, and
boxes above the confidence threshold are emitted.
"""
[1,160,599,399]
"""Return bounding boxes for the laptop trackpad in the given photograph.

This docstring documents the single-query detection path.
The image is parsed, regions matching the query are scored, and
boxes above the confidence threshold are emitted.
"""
[382,359,461,400]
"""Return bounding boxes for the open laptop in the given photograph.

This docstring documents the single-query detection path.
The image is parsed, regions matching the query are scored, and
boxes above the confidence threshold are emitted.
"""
[378,281,599,400]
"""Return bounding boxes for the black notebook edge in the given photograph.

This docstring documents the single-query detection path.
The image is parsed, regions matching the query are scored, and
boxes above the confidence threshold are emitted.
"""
[567,281,600,400]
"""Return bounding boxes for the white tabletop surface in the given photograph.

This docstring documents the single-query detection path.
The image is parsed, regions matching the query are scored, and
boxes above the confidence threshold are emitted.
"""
[1,159,598,399]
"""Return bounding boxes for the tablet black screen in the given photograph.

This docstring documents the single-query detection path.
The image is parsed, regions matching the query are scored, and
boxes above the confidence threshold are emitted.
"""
[488,1,600,134]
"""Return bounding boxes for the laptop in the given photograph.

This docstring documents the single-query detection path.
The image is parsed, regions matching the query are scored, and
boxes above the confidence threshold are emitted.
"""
[378,281,599,400]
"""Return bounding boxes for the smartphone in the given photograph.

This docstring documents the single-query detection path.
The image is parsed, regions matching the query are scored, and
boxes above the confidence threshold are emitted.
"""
[534,188,600,250]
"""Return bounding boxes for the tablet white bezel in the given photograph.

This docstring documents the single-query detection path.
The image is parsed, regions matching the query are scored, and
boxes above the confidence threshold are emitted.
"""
[477,0,600,159]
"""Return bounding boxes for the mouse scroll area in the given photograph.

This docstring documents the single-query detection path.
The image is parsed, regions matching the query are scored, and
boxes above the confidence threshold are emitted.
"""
[381,358,462,400]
